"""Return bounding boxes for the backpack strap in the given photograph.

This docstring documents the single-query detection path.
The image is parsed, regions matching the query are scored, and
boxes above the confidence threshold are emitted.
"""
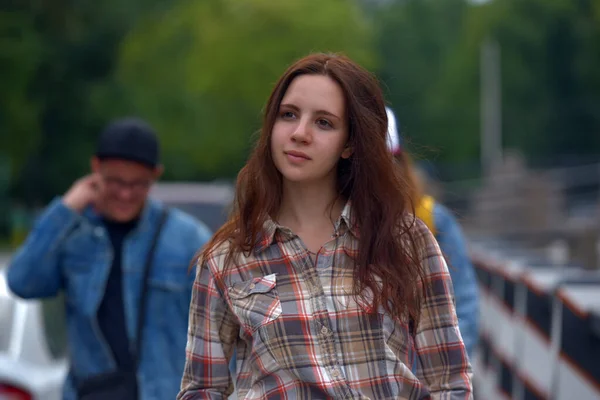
[132,207,169,368]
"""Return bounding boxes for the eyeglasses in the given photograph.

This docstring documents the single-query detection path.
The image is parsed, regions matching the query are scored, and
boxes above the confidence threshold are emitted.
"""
[101,175,153,193]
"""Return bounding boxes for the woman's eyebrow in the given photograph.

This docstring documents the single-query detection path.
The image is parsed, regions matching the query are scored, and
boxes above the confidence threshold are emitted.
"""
[315,110,341,121]
[280,103,341,121]
[279,103,299,111]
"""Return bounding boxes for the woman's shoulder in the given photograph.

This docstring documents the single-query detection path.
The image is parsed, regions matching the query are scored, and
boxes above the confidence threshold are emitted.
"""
[401,212,436,242]
[201,238,260,277]
[402,213,445,267]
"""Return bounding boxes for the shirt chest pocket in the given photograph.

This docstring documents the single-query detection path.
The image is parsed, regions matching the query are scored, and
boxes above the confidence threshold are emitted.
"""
[228,274,282,333]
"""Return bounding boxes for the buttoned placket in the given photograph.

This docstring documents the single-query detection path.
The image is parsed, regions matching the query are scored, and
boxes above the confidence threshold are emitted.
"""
[283,228,355,399]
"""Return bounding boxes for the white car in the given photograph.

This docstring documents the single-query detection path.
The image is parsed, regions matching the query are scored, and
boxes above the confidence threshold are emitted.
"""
[0,261,68,400]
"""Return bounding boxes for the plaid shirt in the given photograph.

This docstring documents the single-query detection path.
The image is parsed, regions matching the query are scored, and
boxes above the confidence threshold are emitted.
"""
[179,203,473,399]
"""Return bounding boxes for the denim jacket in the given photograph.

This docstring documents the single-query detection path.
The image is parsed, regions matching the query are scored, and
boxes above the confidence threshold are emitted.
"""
[7,197,212,400]
[433,203,480,358]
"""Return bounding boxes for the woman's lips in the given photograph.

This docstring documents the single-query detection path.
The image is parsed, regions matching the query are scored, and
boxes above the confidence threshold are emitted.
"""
[284,150,311,162]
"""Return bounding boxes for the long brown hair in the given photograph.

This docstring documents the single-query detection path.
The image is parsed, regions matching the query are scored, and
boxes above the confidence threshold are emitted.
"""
[394,151,425,207]
[200,53,425,323]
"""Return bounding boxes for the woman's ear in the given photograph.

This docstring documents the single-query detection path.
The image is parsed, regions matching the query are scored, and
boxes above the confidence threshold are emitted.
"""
[341,145,353,159]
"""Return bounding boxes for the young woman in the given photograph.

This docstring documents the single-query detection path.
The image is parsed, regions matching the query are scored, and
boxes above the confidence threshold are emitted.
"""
[178,53,472,400]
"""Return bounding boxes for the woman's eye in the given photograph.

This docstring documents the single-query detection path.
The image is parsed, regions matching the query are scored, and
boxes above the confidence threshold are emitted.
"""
[281,111,295,119]
[317,119,332,128]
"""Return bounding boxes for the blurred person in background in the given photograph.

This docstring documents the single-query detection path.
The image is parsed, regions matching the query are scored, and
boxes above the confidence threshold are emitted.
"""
[386,106,480,359]
[7,118,212,400]
[179,53,472,399]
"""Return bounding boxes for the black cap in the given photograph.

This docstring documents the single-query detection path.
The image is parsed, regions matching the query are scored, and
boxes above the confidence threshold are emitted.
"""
[95,117,160,168]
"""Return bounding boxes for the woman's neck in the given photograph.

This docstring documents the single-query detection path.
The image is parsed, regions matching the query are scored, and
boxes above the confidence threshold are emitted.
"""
[277,181,345,233]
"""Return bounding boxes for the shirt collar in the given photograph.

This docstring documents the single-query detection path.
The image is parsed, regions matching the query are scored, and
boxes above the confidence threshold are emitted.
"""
[254,200,358,254]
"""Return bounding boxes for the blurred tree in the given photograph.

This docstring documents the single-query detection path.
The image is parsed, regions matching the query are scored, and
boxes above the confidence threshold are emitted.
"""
[4,0,600,204]
[103,0,375,180]
[376,0,600,176]
[483,0,600,162]
[5,0,171,204]
[0,11,42,185]
[376,0,470,163]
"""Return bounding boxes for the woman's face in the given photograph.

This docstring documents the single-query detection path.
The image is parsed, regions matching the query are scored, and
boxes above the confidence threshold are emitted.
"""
[271,74,352,186]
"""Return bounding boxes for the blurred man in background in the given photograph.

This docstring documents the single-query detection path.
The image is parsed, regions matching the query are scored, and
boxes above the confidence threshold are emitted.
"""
[7,118,212,400]
[387,107,480,359]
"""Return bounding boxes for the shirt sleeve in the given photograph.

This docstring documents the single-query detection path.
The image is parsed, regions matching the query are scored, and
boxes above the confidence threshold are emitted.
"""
[413,220,473,400]
[177,259,239,400]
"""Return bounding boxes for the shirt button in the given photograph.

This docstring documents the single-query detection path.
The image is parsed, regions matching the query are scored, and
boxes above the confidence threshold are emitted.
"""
[249,283,256,290]
[321,326,329,335]
[331,369,340,378]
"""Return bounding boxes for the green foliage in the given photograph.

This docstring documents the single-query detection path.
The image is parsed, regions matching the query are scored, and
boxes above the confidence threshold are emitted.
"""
[106,0,375,180]
[377,0,600,167]
[0,11,42,179]
[2,0,600,202]
[377,0,471,161]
